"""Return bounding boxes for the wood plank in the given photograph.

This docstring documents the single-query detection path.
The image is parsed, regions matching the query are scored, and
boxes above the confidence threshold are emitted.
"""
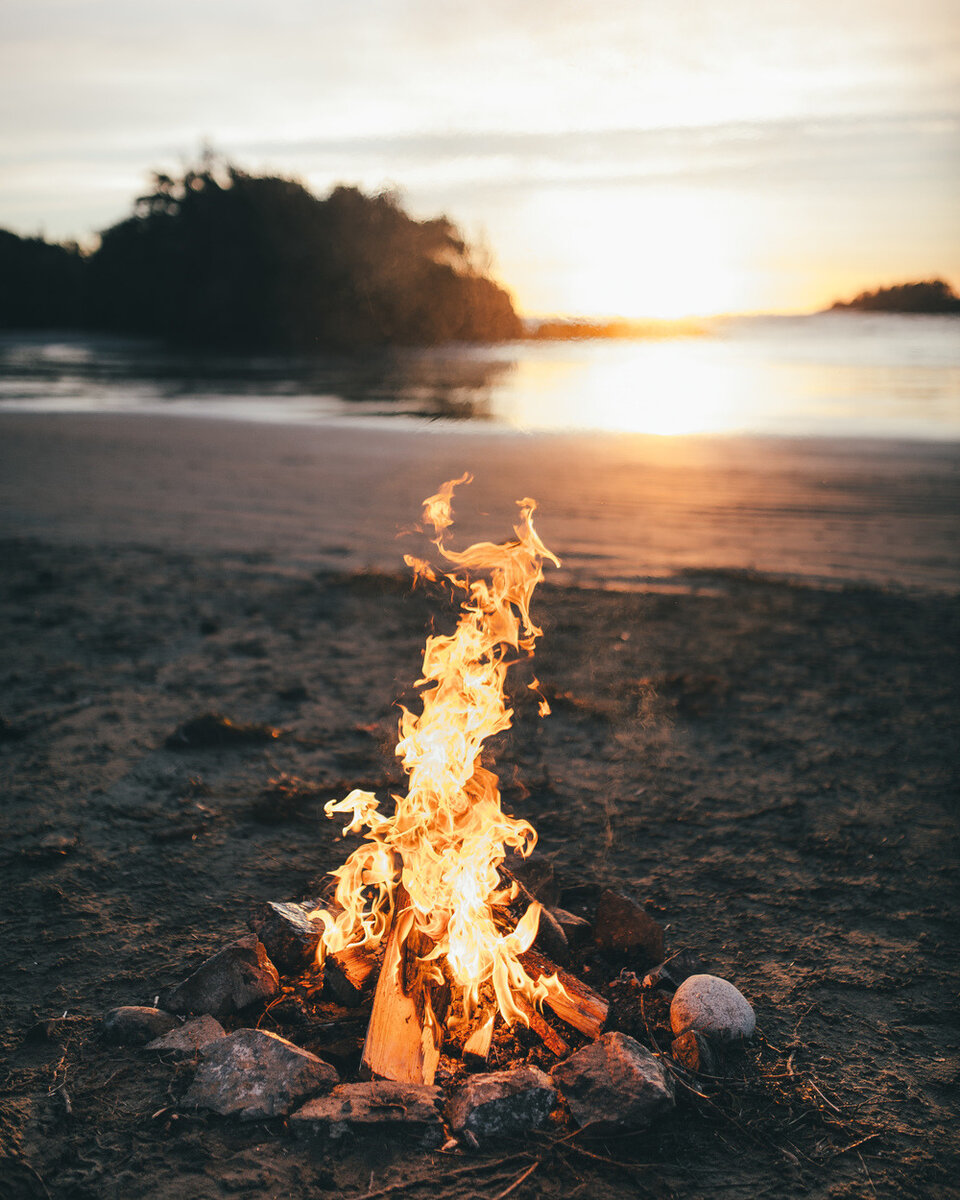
[519,946,608,1039]
[360,886,449,1085]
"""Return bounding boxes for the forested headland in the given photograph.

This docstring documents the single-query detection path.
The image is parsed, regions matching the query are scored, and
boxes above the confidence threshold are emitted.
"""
[829,279,960,314]
[0,159,522,350]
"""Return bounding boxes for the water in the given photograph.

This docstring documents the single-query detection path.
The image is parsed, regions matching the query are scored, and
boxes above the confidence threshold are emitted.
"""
[1,313,958,440]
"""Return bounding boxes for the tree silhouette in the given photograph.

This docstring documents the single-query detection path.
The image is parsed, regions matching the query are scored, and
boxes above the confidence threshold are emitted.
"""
[830,279,960,314]
[84,160,522,349]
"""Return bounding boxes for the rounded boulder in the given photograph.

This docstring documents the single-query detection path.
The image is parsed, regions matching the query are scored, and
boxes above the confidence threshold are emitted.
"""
[670,974,756,1041]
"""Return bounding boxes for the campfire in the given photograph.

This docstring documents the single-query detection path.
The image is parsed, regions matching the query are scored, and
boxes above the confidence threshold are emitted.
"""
[311,474,606,1084]
[105,477,759,1147]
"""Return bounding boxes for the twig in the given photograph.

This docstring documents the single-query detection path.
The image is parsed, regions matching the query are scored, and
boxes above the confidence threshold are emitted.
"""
[8,1159,51,1200]
[808,1081,842,1113]
[831,1133,880,1159]
[858,1151,878,1198]
[357,1152,533,1200]
[491,1160,540,1200]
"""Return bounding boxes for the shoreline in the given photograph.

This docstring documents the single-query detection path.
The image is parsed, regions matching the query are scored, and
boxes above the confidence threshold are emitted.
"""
[2,410,958,594]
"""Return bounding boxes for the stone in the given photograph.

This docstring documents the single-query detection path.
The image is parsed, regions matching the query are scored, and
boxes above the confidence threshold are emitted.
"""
[160,934,279,1016]
[184,1029,338,1120]
[534,905,569,964]
[504,849,560,907]
[670,1030,716,1075]
[102,1006,178,1046]
[549,907,592,947]
[146,1014,226,1058]
[446,1066,555,1139]
[670,974,756,1042]
[248,900,323,972]
[643,949,705,991]
[594,889,665,963]
[290,1082,444,1147]
[551,1031,675,1131]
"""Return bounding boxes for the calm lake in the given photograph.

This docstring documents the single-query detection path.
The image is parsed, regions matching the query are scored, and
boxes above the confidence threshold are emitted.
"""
[1,312,958,440]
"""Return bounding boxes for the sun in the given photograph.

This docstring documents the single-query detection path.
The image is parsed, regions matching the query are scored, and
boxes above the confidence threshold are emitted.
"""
[511,183,763,319]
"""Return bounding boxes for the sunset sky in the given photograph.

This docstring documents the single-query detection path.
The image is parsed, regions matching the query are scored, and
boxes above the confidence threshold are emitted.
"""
[2,0,958,317]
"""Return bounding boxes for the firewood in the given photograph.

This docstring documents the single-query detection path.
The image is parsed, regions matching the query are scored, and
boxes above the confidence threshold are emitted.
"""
[520,946,608,1039]
[513,995,570,1058]
[361,887,450,1085]
[324,944,378,1008]
[462,1013,495,1066]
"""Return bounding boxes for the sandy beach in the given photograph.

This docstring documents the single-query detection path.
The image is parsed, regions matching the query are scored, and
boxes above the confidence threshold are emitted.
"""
[1,411,958,1200]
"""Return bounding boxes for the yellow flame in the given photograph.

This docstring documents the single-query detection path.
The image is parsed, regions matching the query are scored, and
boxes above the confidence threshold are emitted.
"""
[314,477,567,1028]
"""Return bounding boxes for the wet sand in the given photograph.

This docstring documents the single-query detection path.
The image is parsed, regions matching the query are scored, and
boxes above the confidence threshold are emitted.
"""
[0,411,958,1200]
[1,412,958,591]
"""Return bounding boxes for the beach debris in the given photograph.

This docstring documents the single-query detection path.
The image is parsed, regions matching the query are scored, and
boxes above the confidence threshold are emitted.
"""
[22,830,80,861]
[594,889,665,963]
[290,1082,444,1146]
[643,949,705,991]
[671,1029,716,1075]
[184,1028,338,1120]
[446,1066,555,1139]
[164,712,283,750]
[551,1031,675,1130]
[670,974,756,1041]
[160,934,279,1016]
[102,1006,177,1046]
[249,900,323,972]
[146,1014,226,1058]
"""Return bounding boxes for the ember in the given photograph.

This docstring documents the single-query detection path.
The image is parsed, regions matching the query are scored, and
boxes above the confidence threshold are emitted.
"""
[312,475,580,1082]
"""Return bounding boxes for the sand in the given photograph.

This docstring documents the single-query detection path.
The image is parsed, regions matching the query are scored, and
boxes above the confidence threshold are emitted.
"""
[0,412,958,1199]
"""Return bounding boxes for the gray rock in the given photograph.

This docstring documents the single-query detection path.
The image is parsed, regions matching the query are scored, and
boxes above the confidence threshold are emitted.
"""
[184,1028,337,1120]
[102,1006,177,1046]
[594,890,665,963]
[249,900,323,972]
[446,1066,555,1139]
[670,974,756,1042]
[552,1031,675,1130]
[146,1014,226,1058]
[290,1082,444,1147]
[161,934,279,1016]
[643,949,705,991]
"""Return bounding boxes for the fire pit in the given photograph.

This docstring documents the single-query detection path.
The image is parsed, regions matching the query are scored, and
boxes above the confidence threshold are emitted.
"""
[104,477,756,1145]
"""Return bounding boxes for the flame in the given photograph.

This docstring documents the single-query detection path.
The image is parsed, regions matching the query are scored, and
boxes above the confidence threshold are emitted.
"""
[314,476,569,1029]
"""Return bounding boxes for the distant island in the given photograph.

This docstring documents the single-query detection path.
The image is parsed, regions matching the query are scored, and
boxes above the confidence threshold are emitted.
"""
[829,279,960,314]
[0,155,522,350]
[526,316,704,340]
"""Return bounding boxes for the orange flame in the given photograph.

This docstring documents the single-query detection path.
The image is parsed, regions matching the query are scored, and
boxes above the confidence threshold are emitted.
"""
[315,476,567,1029]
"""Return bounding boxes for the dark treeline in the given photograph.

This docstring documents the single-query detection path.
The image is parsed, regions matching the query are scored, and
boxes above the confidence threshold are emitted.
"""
[830,279,960,314]
[0,157,522,349]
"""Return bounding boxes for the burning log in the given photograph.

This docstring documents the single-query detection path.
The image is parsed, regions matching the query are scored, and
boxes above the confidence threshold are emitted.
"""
[324,945,378,1008]
[462,1013,496,1066]
[513,995,570,1058]
[361,887,450,1085]
[520,947,608,1040]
